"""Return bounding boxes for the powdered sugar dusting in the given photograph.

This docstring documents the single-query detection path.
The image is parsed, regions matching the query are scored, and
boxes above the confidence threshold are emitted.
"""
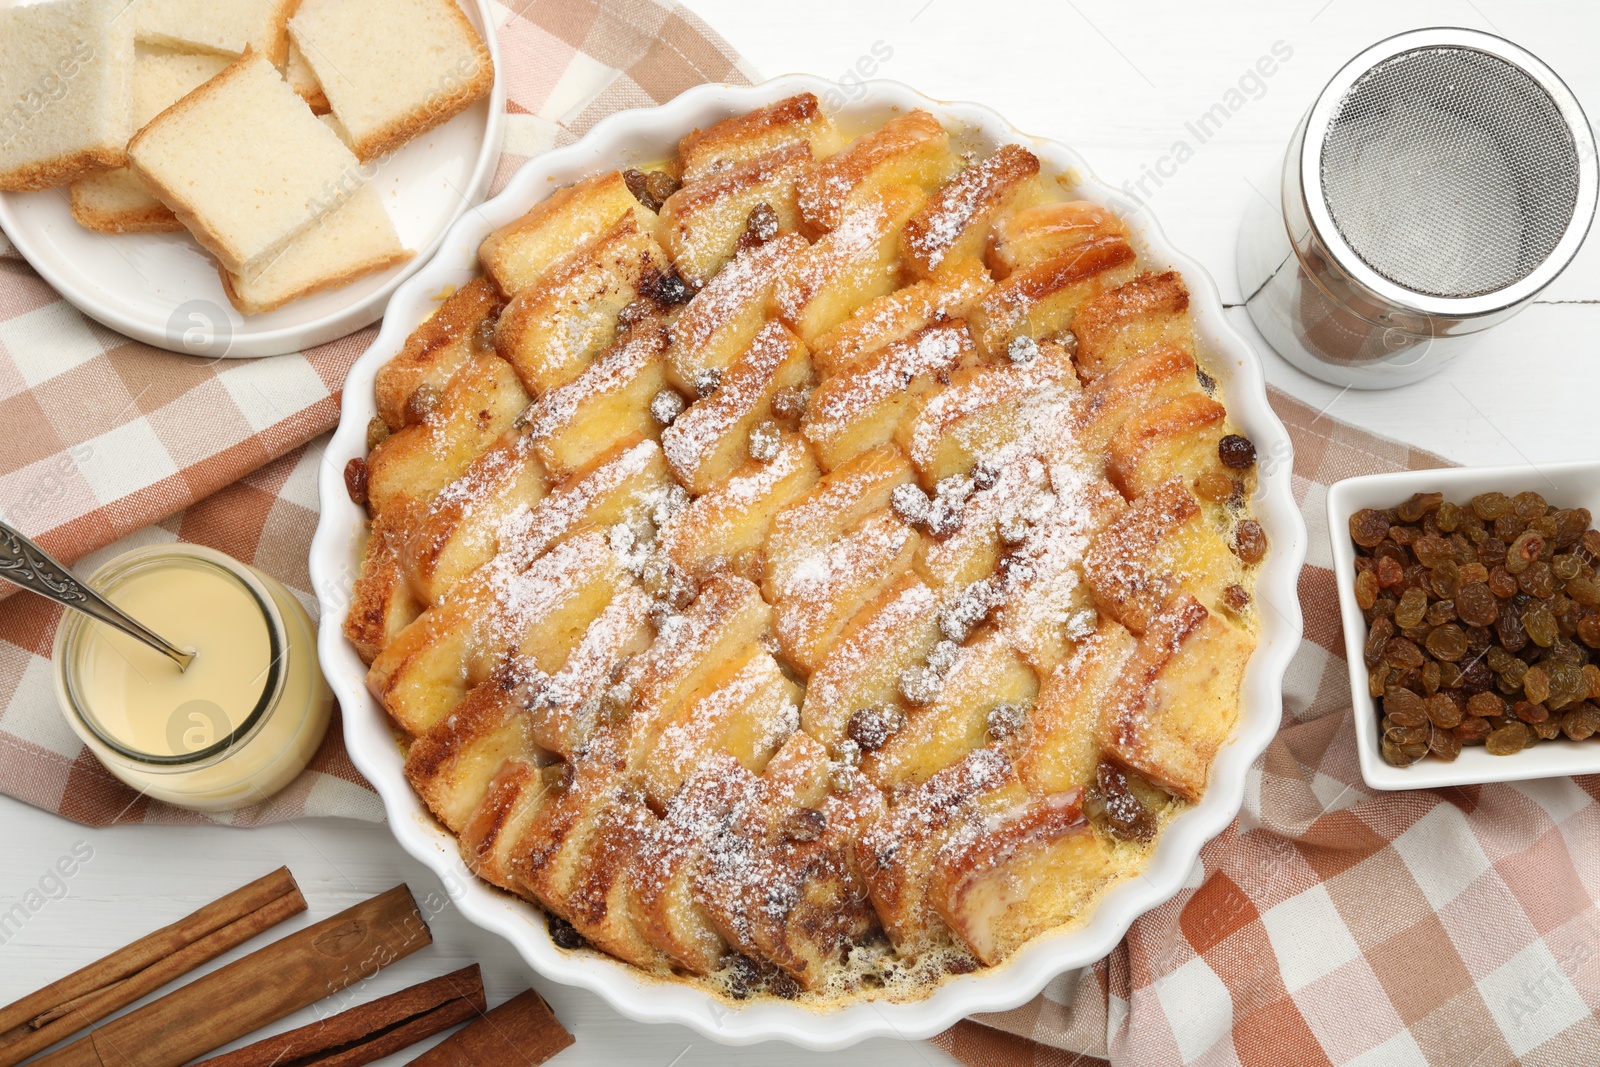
[906,145,1038,272]
[495,439,663,569]
[661,322,793,482]
[672,233,807,352]
[523,330,662,445]
[805,321,970,440]
[366,97,1261,1006]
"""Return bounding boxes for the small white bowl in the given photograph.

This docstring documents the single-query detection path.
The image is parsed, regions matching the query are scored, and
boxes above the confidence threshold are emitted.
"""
[1327,462,1600,791]
[310,75,1308,1048]
[0,0,505,359]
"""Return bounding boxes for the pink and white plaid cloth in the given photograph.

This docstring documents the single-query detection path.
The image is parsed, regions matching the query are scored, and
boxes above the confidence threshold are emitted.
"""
[3,4,1597,1061]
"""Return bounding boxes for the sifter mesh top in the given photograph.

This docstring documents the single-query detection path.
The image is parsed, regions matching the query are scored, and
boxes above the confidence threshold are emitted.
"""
[1319,45,1582,300]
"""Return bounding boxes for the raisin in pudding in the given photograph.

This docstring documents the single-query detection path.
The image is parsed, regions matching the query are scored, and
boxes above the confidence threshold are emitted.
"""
[343,93,1266,1005]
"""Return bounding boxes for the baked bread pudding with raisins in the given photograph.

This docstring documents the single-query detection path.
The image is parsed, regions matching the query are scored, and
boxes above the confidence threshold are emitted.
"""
[342,93,1267,1004]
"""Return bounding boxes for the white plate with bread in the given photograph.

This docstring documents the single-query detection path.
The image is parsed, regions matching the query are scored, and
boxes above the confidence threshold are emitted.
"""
[0,0,504,358]
[309,74,1308,1047]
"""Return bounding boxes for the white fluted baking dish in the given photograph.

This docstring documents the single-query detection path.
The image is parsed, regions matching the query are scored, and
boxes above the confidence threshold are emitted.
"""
[310,75,1308,1049]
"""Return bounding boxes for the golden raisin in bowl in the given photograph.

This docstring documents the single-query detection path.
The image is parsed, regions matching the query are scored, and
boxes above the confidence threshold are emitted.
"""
[343,93,1266,1005]
[1349,491,1600,767]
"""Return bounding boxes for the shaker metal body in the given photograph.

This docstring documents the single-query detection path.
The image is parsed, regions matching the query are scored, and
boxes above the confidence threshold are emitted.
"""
[1239,28,1597,389]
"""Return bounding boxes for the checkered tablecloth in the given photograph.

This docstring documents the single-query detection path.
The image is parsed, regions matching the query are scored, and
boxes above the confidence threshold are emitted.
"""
[4,3,1599,1062]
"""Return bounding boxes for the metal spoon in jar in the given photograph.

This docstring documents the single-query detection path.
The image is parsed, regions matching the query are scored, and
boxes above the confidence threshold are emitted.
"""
[0,521,196,672]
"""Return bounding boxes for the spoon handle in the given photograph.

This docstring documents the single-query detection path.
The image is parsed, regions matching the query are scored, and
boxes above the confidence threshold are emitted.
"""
[0,521,196,671]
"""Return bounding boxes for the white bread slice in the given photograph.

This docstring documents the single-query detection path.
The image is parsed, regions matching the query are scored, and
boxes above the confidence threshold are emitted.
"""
[0,0,134,192]
[127,50,366,276]
[220,183,411,314]
[289,0,493,163]
[134,0,298,66]
[284,39,330,113]
[70,49,232,234]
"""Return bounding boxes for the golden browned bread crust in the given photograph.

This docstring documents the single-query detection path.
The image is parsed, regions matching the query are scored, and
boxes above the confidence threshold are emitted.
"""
[219,245,413,315]
[68,183,183,234]
[375,277,506,430]
[0,145,124,193]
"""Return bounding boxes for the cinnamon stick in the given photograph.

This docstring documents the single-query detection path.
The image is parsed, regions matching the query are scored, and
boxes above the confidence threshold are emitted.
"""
[0,868,306,1067]
[189,966,487,1067]
[32,884,432,1067]
[405,989,573,1067]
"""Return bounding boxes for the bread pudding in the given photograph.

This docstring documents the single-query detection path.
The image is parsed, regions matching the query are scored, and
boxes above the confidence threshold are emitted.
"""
[343,93,1265,1005]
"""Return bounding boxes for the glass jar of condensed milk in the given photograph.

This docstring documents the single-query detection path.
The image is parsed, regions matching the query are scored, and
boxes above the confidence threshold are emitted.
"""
[52,544,332,812]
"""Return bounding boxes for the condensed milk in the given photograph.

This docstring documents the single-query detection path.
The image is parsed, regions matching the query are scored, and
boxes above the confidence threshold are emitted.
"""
[53,544,331,811]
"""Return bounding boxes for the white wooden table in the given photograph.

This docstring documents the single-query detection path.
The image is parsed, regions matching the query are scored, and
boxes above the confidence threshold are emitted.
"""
[6,1,1600,1063]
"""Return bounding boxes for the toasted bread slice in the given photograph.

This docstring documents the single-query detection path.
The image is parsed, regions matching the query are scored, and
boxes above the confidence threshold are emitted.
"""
[480,170,657,297]
[522,585,654,758]
[289,0,493,162]
[631,755,750,972]
[931,786,1113,964]
[910,453,1047,592]
[795,110,956,232]
[1073,341,1204,454]
[903,145,1041,278]
[70,50,233,233]
[1099,595,1254,801]
[522,327,671,480]
[0,0,134,192]
[661,322,811,493]
[221,183,412,314]
[459,758,554,892]
[664,233,807,393]
[1015,619,1136,793]
[987,200,1129,277]
[375,277,504,431]
[991,474,1126,673]
[679,93,843,183]
[643,643,800,806]
[659,434,821,584]
[1106,392,1227,500]
[496,437,674,570]
[773,185,926,346]
[802,572,944,750]
[855,747,1015,952]
[509,727,668,970]
[1082,479,1242,634]
[493,215,670,396]
[404,675,536,832]
[763,445,915,601]
[136,0,296,64]
[369,532,630,735]
[365,354,530,520]
[968,236,1138,360]
[658,142,811,286]
[697,733,881,987]
[563,794,670,970]
[802,321,976,472]
[775,510,921,676]
[1073,271,1195,381]
[399,431,548,606]
[623,575,774,768]
[344,510,423,664]
[897,339,1079,485]
[128,51,365,276]
[810,260,992,378]
[861,629,1039,789]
